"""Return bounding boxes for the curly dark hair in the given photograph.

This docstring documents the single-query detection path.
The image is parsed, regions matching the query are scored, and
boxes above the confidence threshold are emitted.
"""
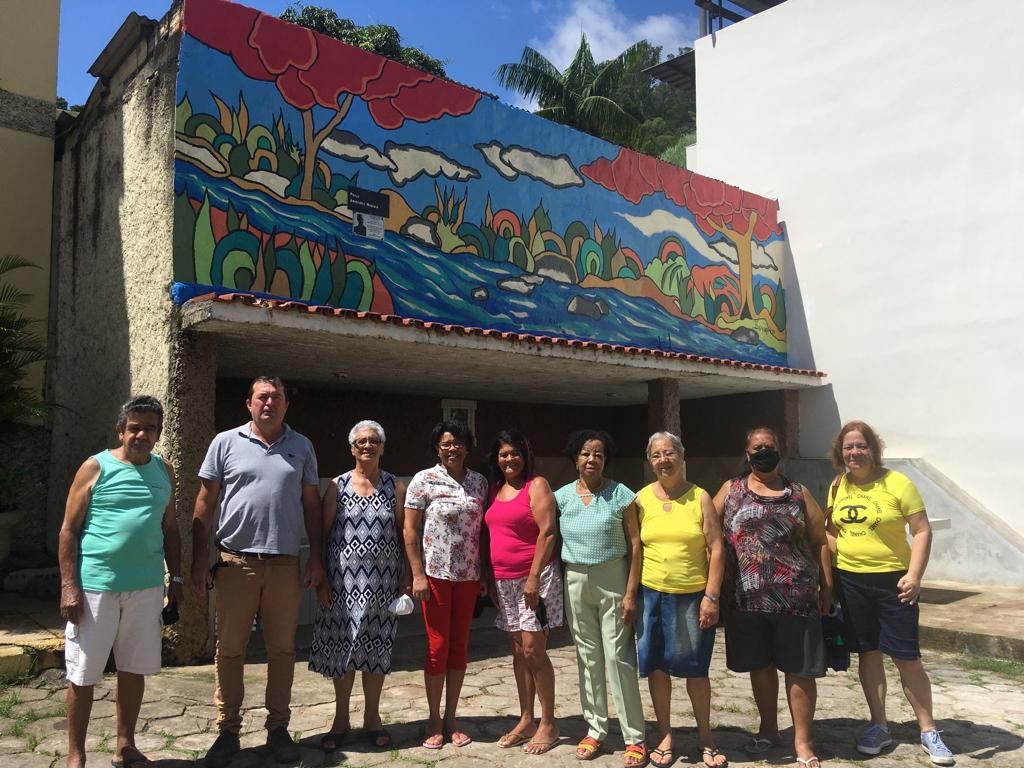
[429,420,475,452]
[564,428,616,464]
[487,429,535,481]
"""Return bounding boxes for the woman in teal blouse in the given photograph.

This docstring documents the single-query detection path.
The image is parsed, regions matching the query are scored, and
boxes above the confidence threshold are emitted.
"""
[554,429,647,766]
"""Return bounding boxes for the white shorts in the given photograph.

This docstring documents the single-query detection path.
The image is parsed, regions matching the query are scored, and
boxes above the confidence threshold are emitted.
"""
[64,586,164,686]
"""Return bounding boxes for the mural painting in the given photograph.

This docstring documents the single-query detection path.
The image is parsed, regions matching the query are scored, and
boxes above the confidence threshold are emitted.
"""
[173,0,790,365]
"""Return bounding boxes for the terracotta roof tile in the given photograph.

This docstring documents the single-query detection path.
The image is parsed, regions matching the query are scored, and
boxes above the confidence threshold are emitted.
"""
[187,292,825,379]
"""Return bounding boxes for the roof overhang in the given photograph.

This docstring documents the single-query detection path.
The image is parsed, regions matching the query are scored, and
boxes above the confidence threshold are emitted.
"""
[181,294,824,406]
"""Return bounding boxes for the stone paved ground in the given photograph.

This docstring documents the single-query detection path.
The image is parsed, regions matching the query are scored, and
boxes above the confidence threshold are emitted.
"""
[2,626,1022,768]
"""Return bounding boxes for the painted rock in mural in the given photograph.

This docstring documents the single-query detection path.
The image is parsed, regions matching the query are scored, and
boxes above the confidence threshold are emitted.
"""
[498,274,544,296]
[568,295,610,321]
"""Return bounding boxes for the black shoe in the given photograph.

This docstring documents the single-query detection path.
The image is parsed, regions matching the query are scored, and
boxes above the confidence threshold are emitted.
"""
[266,727,300,763]
[204,730,240,768]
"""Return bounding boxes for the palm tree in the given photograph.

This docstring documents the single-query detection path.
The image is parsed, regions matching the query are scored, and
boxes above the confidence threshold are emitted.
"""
[496,34,650,149]
[0,255,47,431]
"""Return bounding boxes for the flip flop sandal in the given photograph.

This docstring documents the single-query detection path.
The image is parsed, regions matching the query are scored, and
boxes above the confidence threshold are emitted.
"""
[422,732,444,750]
[365,728,392,748]
[650,746,674,766]
[796,757,821,768]
[702,747,729,767]
[624,742,649,767]
[446,730,473,747]
[523,737,560,754]
[498,731,532,748]
[576,736,604,761]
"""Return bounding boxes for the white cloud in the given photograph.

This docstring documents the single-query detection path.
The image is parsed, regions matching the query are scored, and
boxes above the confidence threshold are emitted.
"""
[384,141,480,186]
[530,0,696,70]
[476,141,584,188]
[322,130,396,173]
[617,210,781,277]
[322,130,480,186]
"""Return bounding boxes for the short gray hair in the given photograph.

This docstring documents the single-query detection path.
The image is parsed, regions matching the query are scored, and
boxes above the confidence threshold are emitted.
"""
[646,431,684,460]
[348,420,386,446]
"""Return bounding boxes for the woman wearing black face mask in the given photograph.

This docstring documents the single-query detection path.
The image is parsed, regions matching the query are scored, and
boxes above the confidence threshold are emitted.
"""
[712,427,831,768]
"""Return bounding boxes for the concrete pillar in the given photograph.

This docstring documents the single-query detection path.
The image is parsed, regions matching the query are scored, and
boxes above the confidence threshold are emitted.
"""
[163,330,218,662]
[782,390,799,457]
[646,378,681,483]
[647,378,681,438]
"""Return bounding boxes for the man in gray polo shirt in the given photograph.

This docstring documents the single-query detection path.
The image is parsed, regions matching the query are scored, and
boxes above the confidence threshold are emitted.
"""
[191,376,323,767]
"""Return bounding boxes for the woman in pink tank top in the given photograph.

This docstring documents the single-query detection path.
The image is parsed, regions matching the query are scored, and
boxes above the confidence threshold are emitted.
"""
[484,429,562,755]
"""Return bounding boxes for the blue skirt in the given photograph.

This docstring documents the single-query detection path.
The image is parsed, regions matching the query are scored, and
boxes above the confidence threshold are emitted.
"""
[637,585,716,678]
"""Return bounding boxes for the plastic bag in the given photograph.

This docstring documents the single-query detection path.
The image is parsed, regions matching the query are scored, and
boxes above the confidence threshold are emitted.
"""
[388,593,415,616]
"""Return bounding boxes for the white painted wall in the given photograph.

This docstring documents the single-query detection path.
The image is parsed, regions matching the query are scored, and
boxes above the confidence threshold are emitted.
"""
[687,0,1024,540]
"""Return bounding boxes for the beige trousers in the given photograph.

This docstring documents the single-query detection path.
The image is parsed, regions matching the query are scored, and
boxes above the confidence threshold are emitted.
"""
[213,552,301,733]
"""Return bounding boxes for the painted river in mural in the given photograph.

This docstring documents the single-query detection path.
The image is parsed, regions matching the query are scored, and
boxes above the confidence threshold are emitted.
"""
[174,164,786,365]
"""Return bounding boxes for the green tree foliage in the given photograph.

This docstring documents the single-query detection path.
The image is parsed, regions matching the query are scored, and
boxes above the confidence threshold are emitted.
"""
[0,256,47,431]
[498,38,695,165]
[497,34,649,148]
[280,4,447,77]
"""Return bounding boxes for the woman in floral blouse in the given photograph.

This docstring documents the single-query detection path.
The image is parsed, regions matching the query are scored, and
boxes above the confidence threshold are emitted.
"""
[404,420,488,750]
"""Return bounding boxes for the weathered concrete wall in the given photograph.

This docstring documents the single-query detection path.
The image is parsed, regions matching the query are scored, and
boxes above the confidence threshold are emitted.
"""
[164,330,217,661]
[47,13,181,552]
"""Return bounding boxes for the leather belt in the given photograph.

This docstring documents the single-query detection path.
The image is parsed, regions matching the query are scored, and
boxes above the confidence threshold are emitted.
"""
[217,544,289,560]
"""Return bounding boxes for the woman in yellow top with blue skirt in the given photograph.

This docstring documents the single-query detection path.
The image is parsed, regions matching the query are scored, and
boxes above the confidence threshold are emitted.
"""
[634,432,725,768]
[826,421,953,766]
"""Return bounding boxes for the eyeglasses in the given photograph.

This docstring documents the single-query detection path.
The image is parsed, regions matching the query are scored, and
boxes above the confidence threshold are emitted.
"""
[439,441,466,450]
[650,450,678,460]
[354,438,382,447]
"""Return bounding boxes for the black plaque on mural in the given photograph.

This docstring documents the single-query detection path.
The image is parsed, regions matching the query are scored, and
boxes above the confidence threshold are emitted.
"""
[348,187,390,218]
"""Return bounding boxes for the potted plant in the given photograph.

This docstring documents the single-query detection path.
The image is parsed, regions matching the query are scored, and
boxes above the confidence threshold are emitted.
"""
[0,255,48,567]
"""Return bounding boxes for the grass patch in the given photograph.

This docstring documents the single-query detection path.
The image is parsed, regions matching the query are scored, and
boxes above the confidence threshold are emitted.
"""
[0,690,18,717]
[4,720,25,738]
[962,656,1024,679]
[25,733,40,751]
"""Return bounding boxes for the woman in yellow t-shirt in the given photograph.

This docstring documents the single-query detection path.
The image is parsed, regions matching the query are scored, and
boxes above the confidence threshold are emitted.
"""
[826,421,953,766]
[633,432,725,768]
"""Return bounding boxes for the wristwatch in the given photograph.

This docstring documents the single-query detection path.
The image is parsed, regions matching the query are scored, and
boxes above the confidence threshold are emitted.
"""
[170,576,185,584]
[703,594,720,604]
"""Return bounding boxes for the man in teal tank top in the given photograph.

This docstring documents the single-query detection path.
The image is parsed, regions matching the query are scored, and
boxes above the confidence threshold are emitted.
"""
[58,396,182,768]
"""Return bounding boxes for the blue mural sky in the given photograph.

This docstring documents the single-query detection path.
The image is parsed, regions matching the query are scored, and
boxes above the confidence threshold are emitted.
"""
[59,0,699,107]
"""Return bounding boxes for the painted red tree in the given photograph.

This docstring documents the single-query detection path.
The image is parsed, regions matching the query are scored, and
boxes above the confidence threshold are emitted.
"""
[582,148,782,331]
[183,0,481,200]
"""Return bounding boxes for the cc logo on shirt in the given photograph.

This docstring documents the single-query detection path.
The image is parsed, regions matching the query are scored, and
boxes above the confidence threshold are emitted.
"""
[839,504,869,523]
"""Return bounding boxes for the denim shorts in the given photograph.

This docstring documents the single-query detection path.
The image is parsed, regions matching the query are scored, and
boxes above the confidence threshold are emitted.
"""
[637,585,715,678]
[837,569,920,660]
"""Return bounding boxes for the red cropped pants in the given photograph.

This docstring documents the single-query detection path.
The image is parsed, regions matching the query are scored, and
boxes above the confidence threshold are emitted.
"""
[422,576,478,675]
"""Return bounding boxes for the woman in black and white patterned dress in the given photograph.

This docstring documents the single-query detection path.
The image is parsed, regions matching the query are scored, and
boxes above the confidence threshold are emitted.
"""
[309,420,407,751]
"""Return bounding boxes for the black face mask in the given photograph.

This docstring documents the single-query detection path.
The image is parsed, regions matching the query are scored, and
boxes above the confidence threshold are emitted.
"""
[748,446,781,473]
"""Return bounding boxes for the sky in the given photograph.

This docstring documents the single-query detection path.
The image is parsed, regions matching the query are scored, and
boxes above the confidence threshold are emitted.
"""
[58,0,699,108]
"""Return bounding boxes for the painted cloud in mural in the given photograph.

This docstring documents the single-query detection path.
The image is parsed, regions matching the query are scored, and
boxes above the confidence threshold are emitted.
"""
[322,130,396,172]
[476,141,584,188]
[384,142,480,185]
[619,209,780,276]
[323,131,480,186]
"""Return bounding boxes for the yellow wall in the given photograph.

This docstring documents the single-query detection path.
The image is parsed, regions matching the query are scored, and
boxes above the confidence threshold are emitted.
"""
[0,0,60,394]
[0,1,59,100]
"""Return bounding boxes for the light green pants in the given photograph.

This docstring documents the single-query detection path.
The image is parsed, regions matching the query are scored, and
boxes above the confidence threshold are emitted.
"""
[564,558,646,744]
